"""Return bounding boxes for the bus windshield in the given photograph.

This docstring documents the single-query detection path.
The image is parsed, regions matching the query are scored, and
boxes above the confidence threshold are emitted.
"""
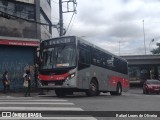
[41,45,76,69]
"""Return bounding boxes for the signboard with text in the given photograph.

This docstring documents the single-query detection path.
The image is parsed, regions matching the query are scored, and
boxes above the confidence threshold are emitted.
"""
[0,40,39,47]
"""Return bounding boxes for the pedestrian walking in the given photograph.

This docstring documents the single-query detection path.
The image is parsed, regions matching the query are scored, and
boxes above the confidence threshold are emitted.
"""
[23,70,31,97]
[2,71,10,93]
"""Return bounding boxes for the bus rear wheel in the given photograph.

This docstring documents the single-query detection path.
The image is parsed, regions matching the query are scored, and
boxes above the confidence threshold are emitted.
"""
[55,89,66,97]
[110,83,122,96]
[86,79,99,96]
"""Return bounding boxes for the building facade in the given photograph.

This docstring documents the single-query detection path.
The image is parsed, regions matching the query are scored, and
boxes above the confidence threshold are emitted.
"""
[0,0,52,40]
[0,0,52,91]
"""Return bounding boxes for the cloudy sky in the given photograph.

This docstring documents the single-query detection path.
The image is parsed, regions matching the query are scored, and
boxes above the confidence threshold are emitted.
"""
[51,0,160,56]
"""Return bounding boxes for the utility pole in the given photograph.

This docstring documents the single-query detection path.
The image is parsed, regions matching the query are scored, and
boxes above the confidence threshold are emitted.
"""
[59,0,63,36]
[58,0,77,37]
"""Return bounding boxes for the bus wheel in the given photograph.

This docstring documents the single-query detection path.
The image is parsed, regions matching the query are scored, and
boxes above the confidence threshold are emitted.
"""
[55,89,66,97]
[86,80,99,96]
[110,83,122,96]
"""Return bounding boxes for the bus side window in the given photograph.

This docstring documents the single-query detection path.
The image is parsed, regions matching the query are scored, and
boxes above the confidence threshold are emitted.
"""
[78,47,90,70]
[79,48,90,64]
[92,49,100,66]
[106,55,114,67]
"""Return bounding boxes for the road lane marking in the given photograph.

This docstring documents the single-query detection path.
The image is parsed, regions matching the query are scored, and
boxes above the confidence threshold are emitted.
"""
[0,99,68,102]
[0,102,74,105]
[0,99,97,120]
[0,107,83,111]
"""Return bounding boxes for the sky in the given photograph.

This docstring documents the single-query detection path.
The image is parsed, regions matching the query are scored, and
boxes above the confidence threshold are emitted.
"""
[51,0,160,56]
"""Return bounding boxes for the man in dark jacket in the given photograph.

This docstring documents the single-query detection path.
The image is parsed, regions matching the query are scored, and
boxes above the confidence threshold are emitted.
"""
[2,71,10,93]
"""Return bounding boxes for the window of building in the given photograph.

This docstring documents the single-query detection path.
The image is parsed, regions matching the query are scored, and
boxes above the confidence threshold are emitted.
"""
[28,10,34,19]
[14,3,35,20]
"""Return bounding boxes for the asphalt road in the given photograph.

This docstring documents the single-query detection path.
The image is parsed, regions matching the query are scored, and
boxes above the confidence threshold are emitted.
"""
[62,88,160,111]
[0,88,160,120]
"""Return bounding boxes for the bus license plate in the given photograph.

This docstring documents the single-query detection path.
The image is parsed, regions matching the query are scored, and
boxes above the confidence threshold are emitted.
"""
[48,83,55,86]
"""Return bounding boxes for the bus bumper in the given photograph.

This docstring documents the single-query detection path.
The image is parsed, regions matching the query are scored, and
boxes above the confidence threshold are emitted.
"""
[37,79,77,90]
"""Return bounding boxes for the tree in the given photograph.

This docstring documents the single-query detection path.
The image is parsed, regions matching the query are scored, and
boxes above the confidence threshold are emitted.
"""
[151,43,160,54]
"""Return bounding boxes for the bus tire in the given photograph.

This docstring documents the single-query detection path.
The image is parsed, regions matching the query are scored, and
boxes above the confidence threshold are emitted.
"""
[86,79,99,96]
[55,89,66,97]
[110,83,122,96]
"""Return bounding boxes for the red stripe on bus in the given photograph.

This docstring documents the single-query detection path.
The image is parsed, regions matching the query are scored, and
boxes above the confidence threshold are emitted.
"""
[109,76,129,88]
[39,73,70,81]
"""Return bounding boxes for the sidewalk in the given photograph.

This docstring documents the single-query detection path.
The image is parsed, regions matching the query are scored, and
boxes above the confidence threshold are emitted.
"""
[0,90,55,98]
[0,92,38,98]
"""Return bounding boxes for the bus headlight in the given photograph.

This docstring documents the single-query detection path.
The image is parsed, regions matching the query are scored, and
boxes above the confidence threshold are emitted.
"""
[66,73,75,81]
[70,73,75,78]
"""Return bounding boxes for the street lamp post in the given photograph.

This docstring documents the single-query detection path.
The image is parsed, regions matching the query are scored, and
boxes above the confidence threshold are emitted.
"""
[143,20,147,55]
[118,39,124,56]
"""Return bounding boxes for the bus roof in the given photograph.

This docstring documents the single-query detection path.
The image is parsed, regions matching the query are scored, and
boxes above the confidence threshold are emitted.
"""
[43,36,127,62]
[76,36,127,62]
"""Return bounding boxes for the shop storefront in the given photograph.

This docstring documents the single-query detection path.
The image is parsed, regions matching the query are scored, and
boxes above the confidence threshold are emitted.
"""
[0,36,39,91]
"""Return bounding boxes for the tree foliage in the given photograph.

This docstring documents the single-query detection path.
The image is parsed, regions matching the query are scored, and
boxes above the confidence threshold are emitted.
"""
[151,43,160,54]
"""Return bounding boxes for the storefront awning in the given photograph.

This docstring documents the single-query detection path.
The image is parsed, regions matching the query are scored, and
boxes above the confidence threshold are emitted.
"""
[0,36,40,47]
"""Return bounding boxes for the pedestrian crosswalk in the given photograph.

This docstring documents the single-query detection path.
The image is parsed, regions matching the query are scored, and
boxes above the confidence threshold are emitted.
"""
[0,97,97,120]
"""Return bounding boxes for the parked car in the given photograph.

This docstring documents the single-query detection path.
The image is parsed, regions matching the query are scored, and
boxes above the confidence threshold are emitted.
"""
[143,79,160,94]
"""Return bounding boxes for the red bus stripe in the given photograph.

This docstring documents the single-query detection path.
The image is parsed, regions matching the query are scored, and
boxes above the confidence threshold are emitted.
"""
[109,76,129,88]
[39,73,70,81]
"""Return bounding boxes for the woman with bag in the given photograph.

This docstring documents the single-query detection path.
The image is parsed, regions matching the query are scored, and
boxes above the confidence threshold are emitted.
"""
[23,70,31,97]
[2,71,10,93]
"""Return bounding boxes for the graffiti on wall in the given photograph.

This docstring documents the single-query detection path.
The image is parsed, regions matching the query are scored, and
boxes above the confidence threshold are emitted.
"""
[0,61,35,91]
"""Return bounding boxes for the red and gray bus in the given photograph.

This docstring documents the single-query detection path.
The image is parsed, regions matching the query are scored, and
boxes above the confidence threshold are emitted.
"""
[38,36,129,97]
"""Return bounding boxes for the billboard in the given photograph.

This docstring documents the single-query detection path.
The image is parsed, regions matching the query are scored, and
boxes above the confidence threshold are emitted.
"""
[15,0,34,4]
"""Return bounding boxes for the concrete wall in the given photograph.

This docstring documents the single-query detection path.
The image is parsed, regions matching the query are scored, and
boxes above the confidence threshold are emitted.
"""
[40,0,51,20]
[40,0,52,40]
[0,18,37,38]
[0,0,52,40]
[0,0,37,39]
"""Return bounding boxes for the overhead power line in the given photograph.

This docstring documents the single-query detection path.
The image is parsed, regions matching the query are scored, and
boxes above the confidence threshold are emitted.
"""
[67,13,76,35]
[66,12,75,33]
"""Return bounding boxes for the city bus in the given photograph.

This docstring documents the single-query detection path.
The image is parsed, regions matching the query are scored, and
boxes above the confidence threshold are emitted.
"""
[38,36,129,97]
